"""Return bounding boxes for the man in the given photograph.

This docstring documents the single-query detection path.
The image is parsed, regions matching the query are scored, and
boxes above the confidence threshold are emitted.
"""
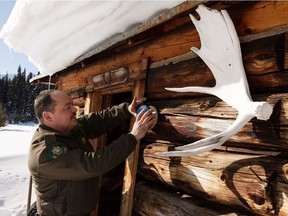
[28,89,155,216]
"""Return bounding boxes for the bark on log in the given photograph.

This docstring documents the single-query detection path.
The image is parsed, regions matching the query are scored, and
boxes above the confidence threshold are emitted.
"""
[144,93,288,152]
[138,143,288,216]
[133,181,246,216]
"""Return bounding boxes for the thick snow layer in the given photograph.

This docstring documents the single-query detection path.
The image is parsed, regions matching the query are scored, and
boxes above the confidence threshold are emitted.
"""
[0,124,37,216]
[0,0,183,77]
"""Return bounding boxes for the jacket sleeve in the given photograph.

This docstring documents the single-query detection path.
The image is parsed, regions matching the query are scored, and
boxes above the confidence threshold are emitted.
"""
[35,133,137,180]
[77,102,132,139]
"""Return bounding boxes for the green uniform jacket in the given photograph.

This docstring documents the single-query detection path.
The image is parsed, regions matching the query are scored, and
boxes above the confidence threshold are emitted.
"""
[28,103,137,216]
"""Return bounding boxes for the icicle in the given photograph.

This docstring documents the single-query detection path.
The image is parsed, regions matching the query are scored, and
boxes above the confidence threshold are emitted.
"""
[9,47,13,61]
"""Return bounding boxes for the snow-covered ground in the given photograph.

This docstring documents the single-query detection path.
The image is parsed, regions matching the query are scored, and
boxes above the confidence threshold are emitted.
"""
[0,123,37,216]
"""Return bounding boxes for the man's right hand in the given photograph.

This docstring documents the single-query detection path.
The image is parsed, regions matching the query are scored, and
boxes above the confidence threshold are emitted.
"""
[129,108,155,141]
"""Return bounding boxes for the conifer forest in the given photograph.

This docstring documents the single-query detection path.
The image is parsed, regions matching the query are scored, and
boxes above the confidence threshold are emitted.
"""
[0,66,45,125]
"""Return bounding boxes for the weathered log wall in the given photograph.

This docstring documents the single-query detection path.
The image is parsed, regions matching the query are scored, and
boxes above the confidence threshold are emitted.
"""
[48,1,288,215]
[134,2,288,215]
[144,93,288,152]
[137,143,288,216]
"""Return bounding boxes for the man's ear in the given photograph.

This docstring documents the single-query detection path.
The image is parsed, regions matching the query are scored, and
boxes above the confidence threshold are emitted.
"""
[43,111,52,122]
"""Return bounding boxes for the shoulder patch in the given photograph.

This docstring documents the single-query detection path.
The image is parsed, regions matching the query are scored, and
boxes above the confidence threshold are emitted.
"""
[48,145,67,159]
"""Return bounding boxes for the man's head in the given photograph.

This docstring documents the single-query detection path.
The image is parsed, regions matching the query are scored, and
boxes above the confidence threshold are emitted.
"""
[34,90,78,134]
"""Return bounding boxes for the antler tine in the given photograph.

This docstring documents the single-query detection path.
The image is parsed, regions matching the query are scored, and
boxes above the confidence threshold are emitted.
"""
[221,9,242,59]
[175,112,254,151]
[155,143,220,157]
[165,86,214,95]
[155,112,254,157]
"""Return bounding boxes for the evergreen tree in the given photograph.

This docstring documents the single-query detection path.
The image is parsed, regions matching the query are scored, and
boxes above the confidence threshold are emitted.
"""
[0,74,9,111]
[0,103,7,127]
[26,72,40,122]
[6,73,17,123]
[1,66,43,124]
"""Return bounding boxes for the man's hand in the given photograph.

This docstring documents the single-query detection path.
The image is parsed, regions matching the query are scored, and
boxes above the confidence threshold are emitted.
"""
[128,97,146,117]
[130,108,155,141]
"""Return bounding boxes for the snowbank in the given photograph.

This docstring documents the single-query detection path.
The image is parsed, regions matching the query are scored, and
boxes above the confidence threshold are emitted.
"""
[0,124,37,216]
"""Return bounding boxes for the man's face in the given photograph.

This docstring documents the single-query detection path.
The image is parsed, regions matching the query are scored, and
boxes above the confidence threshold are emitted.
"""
[48,91,78,134]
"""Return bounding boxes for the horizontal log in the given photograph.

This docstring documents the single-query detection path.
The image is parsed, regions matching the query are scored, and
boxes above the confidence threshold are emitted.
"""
[133,181,245,216]
[147,115,288,151]
[242,35,284,74]
[228,2,288,37]
[138,143,288,216]
[145,93,288,151]
[285,32,288,69]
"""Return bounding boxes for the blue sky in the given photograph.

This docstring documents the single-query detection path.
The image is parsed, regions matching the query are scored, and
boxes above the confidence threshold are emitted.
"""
[0,0,38,75]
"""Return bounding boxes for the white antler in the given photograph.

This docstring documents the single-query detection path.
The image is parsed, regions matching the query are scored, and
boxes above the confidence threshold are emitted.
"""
[155,4,273,157]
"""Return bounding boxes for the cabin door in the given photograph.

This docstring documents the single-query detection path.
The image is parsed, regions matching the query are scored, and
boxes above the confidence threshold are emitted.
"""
[84,59,147,216]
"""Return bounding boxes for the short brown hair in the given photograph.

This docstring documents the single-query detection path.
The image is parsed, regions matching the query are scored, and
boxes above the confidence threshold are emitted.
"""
[34,90,57,123]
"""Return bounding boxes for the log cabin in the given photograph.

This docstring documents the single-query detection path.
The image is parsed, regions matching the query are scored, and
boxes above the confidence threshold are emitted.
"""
[31,1,288,216]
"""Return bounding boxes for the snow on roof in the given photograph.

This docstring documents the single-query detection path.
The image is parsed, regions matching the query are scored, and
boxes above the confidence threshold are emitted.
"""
[0,0,183,78]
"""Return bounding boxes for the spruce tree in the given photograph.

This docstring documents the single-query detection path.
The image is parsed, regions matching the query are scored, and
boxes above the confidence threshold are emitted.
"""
[0,103,7,127]
[1,66,42,123]
[26,72,39,122]
[6,74,17,123]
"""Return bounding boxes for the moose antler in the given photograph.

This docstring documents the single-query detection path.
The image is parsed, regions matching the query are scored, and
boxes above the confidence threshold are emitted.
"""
[155,4,273,157]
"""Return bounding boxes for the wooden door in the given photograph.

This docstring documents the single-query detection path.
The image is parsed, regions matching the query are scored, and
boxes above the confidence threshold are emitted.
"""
[81,59,148,216]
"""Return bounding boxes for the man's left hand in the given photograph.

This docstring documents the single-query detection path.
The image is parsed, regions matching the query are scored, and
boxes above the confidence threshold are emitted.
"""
[128,97,147,117]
